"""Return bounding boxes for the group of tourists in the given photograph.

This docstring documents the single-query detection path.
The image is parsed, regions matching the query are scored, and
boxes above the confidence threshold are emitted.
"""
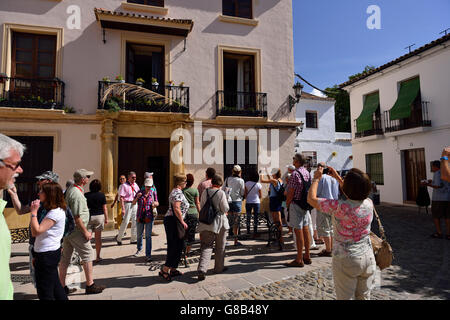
[2,132,450,300]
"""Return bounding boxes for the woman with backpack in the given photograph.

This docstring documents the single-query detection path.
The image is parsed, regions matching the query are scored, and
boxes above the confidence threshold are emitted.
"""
[261,168,285,250]
[29,182,68,300]
[197,174,230,281]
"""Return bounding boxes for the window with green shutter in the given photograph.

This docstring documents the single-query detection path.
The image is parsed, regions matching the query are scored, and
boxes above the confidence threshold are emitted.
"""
[365,153,384,185]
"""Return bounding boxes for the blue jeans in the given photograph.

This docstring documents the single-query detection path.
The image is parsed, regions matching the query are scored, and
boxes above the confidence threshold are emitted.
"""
[245,203,260,233]
[137,220,153,257]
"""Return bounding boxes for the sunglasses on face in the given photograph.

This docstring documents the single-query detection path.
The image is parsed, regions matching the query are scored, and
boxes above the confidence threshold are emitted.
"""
[0,159,21,171]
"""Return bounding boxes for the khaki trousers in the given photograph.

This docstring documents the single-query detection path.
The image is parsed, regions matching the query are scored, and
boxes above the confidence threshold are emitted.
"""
[332,250,376,300]
[197,227,227,274]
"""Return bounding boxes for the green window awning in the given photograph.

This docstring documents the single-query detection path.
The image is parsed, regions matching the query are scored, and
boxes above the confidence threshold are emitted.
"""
[356,92,379,132]
[389,77,420,120]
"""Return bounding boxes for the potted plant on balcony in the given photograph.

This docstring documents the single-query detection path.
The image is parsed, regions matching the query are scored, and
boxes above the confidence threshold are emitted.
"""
[179,81,185,88]
[167,80,175,87]
[0,73,7,84]
[151,77,159,90]
[115,75,125,83]
[136,77,145,86]
[102,76,111,83]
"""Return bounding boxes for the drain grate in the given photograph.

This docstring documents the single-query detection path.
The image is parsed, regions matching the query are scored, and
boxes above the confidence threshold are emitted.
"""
[11,274,32,283]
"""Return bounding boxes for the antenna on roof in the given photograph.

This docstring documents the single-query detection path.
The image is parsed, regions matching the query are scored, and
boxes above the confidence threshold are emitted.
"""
[440,28,450,36]
[404,44,416,53]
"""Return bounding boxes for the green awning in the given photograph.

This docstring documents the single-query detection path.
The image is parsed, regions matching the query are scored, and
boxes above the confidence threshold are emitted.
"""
[356,92,379,132]
[389,77,420,120]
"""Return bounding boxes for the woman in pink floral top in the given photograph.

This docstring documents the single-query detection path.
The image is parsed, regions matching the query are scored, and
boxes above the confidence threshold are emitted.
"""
[307,167,377,300]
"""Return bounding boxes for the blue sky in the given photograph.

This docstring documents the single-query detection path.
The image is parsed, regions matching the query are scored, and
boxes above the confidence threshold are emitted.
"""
[293,0,450,94]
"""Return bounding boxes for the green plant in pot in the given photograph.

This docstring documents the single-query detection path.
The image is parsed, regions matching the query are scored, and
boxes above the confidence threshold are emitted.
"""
[136,77,145,86]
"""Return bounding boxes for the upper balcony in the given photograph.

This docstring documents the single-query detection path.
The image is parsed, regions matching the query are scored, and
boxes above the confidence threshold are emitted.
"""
[0,76,65,110]
[215,90,267,117]
[384,101,431,133]
[98,80,189,113]
[354,113,383,138]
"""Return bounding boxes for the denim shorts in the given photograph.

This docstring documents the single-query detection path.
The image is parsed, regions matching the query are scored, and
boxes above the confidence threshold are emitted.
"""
[269,197,282,212]
[229,201,242,213]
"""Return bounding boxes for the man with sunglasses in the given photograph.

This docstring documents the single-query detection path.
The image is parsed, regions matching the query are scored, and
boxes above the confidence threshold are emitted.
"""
[0,133,25,300]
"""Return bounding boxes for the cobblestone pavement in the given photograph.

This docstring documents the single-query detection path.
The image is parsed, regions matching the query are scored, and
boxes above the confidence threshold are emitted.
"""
[10,204,450,300]
[208,204,450,300]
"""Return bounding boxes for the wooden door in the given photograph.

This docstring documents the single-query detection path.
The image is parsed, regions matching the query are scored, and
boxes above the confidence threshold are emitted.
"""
[2,136,53,207]
[118,138,170,214]
[404,148,426,202]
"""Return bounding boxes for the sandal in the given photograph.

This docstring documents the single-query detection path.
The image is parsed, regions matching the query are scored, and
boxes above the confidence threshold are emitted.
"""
[317,249,332,257]
[170,269,183,277]
[159,269,172,282]
[284,260,304,268]
[303,255,312,265]
[314,239,325,245]
[431,233,443,239]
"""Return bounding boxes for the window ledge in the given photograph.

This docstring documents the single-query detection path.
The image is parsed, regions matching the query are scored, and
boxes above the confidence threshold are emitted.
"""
[121,2,168,15]
[218,15,258,26]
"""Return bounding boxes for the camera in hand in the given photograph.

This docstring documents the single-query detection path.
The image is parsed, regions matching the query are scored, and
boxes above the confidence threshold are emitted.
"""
[323,167,329,175]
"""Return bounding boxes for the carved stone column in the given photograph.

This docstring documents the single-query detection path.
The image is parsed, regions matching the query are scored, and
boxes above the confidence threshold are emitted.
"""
[169,123,186,191]
[101,118,116,231]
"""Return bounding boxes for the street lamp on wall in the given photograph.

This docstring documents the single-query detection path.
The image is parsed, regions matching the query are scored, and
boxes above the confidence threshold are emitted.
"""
[289,82,303,111]
[296,122,304,135]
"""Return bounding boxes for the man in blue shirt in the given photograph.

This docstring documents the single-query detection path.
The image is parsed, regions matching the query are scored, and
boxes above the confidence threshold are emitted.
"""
[315,163,340,256]
[425,161,450,239]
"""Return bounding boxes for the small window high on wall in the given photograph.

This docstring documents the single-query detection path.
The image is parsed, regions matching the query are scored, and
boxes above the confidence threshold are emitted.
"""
[223,0,253,19]
[127,0,164,7]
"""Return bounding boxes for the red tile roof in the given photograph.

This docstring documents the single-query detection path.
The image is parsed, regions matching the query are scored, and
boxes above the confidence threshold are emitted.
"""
[94,8,194,31]
[339,33,450,88]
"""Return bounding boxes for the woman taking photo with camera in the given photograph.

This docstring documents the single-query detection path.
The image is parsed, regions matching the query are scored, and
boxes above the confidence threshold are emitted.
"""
[307,167,376,300]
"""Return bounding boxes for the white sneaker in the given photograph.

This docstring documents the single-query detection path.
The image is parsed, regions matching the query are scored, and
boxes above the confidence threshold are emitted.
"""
[134,250,142,257]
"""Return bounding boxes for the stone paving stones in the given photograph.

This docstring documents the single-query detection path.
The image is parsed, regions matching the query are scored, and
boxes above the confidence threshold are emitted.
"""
[10,204,450,300]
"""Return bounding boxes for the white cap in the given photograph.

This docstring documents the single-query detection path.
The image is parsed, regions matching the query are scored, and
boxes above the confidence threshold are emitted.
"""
[144,178,153,187]
[144,172,154,178]
[286,165,295,171]
[233,165,241,172]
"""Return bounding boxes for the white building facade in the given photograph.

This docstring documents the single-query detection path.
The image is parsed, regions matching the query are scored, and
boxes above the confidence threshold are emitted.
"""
[295,92,353,172]
[341,34,450,205]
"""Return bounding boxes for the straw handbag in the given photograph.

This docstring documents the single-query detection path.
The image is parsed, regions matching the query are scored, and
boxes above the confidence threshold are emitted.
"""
[370,207,394,270]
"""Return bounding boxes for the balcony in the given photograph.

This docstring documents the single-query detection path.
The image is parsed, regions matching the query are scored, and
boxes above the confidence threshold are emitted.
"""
[98,81,189,113]
[384,101,431,133]
[0,77,65,109]
[354,114,383,138]
[216,91,267,117]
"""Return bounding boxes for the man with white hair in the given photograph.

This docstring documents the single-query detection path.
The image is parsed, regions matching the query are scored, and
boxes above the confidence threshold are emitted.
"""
[59,169,105,295]
[0,133,25,300]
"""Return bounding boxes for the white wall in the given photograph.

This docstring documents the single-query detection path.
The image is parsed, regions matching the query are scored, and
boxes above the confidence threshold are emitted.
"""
[295,97,353,171]
[346,42,450,204]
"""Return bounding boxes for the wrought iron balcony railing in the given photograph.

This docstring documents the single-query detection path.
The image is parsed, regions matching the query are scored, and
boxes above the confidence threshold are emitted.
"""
[384,101,431,133]
[354,114,383,138]
[216,90,267,117]
[0,76,65,109]
[98,81,189,113]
